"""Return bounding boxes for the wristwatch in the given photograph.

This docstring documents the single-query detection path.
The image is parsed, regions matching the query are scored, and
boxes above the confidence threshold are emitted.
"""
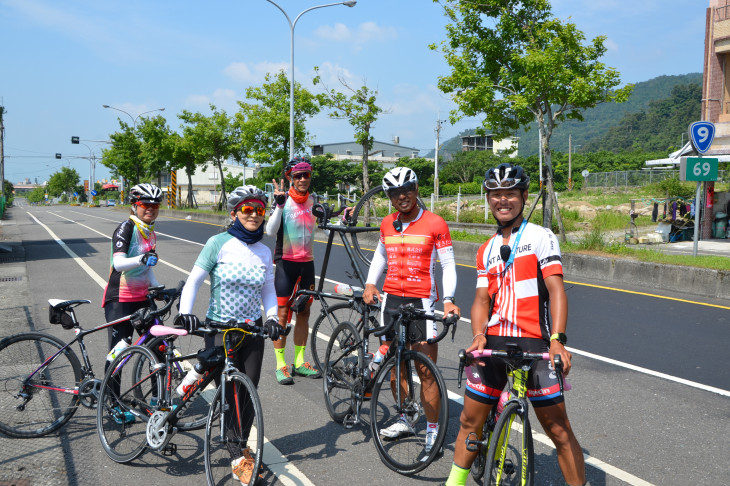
[550,332,567,345]
[443,296,455,304]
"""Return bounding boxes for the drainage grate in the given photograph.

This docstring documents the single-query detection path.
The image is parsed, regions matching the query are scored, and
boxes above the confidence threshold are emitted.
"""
[0,276,23,282]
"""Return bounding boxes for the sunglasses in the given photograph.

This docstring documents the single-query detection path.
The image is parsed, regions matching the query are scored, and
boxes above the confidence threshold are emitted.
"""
[239,205,266,216]
[387,181,417,198]
[291,172,311,180]
[136,202,160,209]
[484,179,523,190]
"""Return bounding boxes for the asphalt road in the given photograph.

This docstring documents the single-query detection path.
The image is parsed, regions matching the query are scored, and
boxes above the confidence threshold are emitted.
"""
[2,203,728,486]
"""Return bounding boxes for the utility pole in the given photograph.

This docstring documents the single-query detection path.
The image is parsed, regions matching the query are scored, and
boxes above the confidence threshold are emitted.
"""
[0,104,5,212]
[568,134,572,191]
[434,114,441,202]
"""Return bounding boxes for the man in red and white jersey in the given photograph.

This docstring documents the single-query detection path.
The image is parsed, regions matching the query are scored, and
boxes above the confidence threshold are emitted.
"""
[442,163,586,486]
[363,166,460,458]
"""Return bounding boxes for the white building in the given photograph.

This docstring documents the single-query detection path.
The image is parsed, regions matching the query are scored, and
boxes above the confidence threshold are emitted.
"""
[176,162,259,206]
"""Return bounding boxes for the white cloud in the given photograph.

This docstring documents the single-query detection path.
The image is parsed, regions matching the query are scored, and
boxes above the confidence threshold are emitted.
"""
[314,21,397,50]
[604,38,619,52]
[223,61,290,83]
[184,89,238,112]
[314,22,352,42]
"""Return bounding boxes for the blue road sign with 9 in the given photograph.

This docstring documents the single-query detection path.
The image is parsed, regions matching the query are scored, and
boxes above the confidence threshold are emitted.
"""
[689,121,715,154]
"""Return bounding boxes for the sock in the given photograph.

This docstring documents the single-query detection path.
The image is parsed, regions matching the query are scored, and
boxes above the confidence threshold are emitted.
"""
[275,348,287,369]
[444,463,469,486]
[294,345,306,368]
[427,421,439,435]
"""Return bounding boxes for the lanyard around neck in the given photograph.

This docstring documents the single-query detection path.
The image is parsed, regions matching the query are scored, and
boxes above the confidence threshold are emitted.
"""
[487,219,527,273]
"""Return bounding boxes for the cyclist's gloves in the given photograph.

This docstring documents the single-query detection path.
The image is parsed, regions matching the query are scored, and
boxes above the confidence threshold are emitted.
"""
[274,193,286,207]
[130,308,152,331]
[174,313,200,333]
[264,317,282,341]
[140,251,158,267]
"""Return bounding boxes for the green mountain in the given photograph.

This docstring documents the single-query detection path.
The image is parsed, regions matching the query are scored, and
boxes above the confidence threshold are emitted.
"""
[426,73,702,158]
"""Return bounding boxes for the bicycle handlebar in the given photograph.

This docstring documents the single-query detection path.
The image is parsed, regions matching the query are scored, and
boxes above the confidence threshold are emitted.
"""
[129,281,185,328]
[312,201,380,234]
[197,319,292,340]
[376,304,459,343]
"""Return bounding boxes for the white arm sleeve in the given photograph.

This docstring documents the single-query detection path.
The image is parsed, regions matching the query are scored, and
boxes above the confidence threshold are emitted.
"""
[365,241,387,286]
[265,206,283,235]
[438,246,457,299]
[147,268,160,288]
[262,254,277,319]
[113,253,143,272]
[178,265,208,315]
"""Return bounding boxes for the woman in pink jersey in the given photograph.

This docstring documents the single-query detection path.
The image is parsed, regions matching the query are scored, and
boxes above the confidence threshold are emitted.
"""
[442,163,586,486]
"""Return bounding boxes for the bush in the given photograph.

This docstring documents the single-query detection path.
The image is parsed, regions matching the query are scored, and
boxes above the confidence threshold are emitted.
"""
[441,182,482,196]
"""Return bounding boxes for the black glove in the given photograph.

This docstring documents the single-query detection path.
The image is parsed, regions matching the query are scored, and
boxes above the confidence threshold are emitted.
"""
[140,251,158,267]
[130,308,152,331]
[275,193,286,207]
[264,318,282,341]
[174,314,200,333]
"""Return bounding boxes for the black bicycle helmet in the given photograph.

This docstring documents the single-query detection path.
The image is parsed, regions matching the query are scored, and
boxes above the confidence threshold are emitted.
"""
[129,183,163,204]
[483,163,530,192]
[285,156,312,176]
[382,167,418,196]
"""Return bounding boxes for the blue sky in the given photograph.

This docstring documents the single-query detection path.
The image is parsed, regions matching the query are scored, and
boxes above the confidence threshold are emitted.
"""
[0,0,707,185]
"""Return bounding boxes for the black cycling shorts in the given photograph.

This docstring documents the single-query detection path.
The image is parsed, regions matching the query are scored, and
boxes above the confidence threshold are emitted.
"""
[465,336,564,408]
[381,294,437,343]
[274,260,315,306]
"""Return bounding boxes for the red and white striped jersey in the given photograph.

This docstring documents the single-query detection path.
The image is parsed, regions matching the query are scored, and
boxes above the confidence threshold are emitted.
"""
[475,222,562,340]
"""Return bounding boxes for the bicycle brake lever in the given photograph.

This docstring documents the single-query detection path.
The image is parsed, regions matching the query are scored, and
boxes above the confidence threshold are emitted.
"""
[457,349,466,389]
[553,354,564,395]
[450,317,458,343]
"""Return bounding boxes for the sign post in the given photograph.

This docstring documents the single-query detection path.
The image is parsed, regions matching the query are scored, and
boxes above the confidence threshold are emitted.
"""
[685,121,717,256]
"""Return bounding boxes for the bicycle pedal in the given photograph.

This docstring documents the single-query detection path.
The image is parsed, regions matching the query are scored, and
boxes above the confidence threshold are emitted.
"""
[465,438,486,452]
[162,443,177,456]
[343,414,357,429]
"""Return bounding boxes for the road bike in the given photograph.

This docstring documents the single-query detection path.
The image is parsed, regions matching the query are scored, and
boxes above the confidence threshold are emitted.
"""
[97,318,289,486]
[301,200,382,373]
[324,303,458,474]
[348,184,426,267]
[0,282,203,438]
[457,343,564,486]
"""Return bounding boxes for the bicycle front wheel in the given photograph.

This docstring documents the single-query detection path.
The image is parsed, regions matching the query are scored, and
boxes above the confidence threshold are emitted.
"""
[484,401,534,486]
[97,345,161,463]
[370,350,448,475]
[322,321,363,423]
[0,332,83,438]
[205,372,264,486]
[350,185,426,267]
[146,335,209,431]
[311,301,379,373]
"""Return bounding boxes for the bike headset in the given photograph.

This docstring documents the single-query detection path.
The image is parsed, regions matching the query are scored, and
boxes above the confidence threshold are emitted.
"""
[382,167,418,232]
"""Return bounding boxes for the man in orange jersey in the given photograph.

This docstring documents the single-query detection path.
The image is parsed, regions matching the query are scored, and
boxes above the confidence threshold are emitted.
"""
[442,163,586,486]
[363,166,460,459]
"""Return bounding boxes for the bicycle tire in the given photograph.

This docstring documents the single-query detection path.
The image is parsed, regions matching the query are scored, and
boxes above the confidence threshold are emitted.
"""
[205,371,264,486]
[350,185,426,267]
[322,321,363,423]
[97,345,161,463]
[370,350,449,475]
[471,410,497,481]
[145,335,209,431]
[484,401,534,486]
[311,301,380,373]
[0,332,83,438]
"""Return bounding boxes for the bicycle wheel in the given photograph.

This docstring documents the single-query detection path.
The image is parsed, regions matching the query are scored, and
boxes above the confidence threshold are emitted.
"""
[97,345,161,463]
[145,335,209,431]
[370,350,449,474]
[471,411,497,481]
[0,332,82,438]
[311,301,380,373]
[322,321,362,423]
[350,185,426,267]
[205,372,264,486]
[484,401,534,486]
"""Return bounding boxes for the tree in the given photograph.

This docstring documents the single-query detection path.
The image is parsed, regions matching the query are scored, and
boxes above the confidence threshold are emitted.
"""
[46,167,80,197]
[102,122,143,184]
[432,0,633,238]
[179,105,242,210]
[137,116,174,188]
[313,68,384,197]
[235,70,321,173]
[169,132,199,208]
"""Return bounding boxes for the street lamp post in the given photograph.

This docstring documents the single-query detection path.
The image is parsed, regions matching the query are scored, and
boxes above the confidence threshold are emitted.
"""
[264,0,356,162]
[102,105,165,199]
[70,137,98,203]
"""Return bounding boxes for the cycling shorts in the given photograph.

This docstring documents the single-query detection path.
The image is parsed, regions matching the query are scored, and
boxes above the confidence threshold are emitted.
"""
[381,294,437,343]
[274,260,315,306]
[465,336,564,408]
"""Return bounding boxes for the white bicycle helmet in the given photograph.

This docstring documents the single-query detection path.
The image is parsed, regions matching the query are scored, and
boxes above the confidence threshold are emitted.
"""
[382,167,418,196]
[227,185,268,212]
[129,183,162,203]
